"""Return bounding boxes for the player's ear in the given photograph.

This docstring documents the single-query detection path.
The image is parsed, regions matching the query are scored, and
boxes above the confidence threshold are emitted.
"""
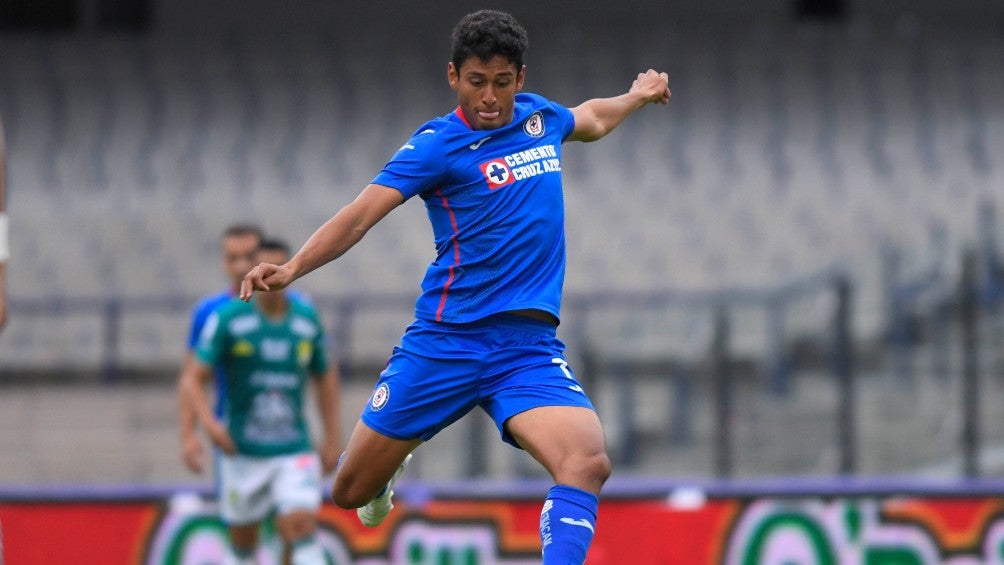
[516,65,526,91]
[447,62,460,91]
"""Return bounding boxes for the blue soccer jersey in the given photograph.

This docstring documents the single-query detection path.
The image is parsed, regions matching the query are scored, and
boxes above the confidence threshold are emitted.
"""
[373,92,575,324]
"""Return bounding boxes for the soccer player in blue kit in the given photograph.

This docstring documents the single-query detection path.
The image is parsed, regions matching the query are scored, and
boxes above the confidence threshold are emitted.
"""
[242,10,670,564]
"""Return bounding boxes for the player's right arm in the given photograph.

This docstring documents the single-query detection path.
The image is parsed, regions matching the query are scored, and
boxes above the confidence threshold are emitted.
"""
[176,299,214,472]
[179,310,237,462]
[176,351,204,472]
[179,359,236,458]
[241,184,404,300]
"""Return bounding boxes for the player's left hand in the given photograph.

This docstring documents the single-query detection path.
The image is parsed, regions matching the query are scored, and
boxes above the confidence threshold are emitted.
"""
[631,69,671,105]
[240,262,295,302]
[319,438,341,475]
[206,421,237,455]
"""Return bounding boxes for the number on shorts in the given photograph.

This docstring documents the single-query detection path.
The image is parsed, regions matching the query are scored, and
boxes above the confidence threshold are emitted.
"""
[552,358,584,393]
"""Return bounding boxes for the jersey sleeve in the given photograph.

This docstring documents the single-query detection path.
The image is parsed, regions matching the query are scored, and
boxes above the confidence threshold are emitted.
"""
[308,316,329,376]
[550,100,576,142]
[371,126,447,200]
[186,300,212,350]
[193,310,227,367]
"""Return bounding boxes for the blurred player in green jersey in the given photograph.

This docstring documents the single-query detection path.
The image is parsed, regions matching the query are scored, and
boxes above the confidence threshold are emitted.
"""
[181,239,341,565]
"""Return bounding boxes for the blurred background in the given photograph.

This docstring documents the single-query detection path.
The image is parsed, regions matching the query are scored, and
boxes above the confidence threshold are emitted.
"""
[0,0,1002,512]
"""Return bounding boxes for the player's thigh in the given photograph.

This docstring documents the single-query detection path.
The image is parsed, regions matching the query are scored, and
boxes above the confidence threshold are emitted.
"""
[336,344,478,506]
[271,452,322,517]
[505,405,610,492]
[218,454,275,526]
[360,345,480,444]
[332,419,421,508]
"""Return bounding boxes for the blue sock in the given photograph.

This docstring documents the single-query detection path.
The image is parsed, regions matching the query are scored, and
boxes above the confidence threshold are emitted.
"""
[540,484,598,565]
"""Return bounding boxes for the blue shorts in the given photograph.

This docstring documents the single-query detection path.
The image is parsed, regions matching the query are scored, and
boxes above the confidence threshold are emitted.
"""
[361,313,595,448]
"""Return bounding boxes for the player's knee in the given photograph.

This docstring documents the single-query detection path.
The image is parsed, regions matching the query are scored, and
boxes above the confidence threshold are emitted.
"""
[330,477,370,509]
[563,450,611,490]
[277,513,316,542]
[330,485,361,509]
[582,451,612,486]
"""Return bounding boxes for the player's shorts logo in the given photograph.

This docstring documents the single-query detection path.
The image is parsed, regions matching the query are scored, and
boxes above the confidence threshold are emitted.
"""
[479,159,515,190]
[371,383,390,411]
[523,111,545,137]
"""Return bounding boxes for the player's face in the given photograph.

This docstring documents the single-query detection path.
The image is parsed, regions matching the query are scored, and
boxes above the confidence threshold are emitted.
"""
[448,55,525,130]
[221,234,260,286]
[255,248,288,268]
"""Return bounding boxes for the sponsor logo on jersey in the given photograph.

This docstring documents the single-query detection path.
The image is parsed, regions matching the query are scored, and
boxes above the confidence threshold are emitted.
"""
[479,159,515,190]
[260,338,291,361]
[250,371,298,388]
[231,340,255,357]
[296,340,313,367]
[228,315,260,336]
[480,144,562,189]
[290,316,318,339]
[371,383,390,411]
[480,144,561,189]
[523,111,544,137]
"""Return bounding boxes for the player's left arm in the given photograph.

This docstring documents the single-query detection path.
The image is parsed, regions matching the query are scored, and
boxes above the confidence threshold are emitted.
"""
[0,116,8,332]
[312,366,342,474]
[567,69,670,143]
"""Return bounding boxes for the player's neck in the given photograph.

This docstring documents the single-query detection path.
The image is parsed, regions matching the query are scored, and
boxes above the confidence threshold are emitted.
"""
[255,294,288,321]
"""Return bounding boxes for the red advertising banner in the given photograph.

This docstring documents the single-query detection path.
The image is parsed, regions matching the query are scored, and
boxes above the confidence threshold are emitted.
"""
[2,488,1004,564]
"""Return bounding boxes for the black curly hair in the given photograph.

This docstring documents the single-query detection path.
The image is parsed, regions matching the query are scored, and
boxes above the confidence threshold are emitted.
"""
[451,10,528,73]
[258,238,290,257]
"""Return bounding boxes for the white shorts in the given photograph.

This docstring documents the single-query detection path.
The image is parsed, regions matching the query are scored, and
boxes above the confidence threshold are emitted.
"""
[218,452,322,525]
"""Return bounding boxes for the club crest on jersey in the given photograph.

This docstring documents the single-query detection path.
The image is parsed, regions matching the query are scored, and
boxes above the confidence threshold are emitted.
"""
[371,383,390,411]
[523,111,545,137]
[479,159,515,190]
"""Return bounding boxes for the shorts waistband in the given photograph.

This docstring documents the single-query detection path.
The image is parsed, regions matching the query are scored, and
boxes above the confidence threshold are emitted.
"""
[417,311,558,333]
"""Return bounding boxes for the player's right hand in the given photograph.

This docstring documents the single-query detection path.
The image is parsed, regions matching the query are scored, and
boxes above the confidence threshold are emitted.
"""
[181,433,205,474]
[206,421,238,455]
[240,262,294,302]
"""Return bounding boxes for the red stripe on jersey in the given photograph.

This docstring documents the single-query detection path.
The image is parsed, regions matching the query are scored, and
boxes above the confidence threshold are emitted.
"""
[436,188,462,322]
[454,107,473,129]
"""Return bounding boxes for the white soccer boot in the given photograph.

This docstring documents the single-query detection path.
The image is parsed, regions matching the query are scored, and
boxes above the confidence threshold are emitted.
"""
[357,453,412,527]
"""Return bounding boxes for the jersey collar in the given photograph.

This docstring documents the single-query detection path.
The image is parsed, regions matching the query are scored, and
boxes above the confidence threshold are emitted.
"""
[453,107,473,129]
